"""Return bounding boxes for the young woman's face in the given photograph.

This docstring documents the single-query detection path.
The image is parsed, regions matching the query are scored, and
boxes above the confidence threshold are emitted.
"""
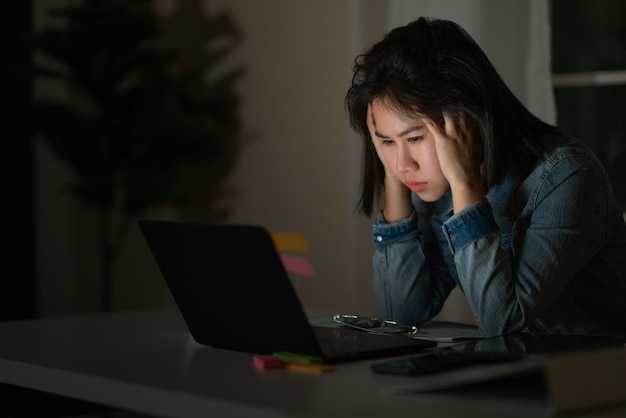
[371,98,450,202]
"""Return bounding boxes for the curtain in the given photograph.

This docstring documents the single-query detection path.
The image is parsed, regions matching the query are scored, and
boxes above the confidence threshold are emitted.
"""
[386,0,556,124]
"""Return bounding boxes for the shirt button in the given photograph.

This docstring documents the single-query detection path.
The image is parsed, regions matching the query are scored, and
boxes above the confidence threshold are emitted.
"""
[376,236,383,242]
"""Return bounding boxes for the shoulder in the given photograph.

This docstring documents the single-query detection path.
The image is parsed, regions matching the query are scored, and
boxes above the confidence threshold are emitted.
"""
[545,135,602,165]
[534,136,606,182]
[526,135,610,204]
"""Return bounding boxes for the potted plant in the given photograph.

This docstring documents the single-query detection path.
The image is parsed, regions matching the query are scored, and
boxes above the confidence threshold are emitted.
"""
[30,0,245,311]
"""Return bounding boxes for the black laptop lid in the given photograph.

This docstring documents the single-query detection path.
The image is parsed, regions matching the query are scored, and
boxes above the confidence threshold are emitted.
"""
[139,220,324,356]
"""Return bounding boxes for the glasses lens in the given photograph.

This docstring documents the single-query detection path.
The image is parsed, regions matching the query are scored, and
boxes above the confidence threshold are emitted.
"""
[348,317,382,328]
[333,314,417,335]
[378,320,417,334]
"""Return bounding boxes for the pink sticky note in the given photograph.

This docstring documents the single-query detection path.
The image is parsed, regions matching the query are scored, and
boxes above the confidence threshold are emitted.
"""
[253,354,284,370]
[279,254,315,277]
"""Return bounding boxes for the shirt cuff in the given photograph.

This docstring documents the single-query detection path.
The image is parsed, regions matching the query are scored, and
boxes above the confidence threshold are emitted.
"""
[372,210,418,249]
[442,198,498,253]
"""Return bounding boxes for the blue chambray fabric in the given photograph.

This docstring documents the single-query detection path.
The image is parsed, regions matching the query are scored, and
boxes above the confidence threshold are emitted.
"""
[372,136,626,337]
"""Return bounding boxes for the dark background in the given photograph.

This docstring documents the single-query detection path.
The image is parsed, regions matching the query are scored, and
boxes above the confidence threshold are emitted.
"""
[1,3,35,320]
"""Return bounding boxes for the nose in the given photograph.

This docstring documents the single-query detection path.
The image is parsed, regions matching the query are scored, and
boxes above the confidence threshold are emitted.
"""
[396,144,417,173]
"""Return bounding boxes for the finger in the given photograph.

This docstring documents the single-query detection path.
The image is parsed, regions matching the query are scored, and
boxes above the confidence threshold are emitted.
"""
[458,110,467,133]
[442,112,458,139]
[423,117,445,140]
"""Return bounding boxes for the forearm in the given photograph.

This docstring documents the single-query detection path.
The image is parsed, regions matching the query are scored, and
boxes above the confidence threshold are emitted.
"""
[444,180,608,337]
[443,199,525,336]
[373,211,453,325]
[381,175,413,223]
[449,179,486,214]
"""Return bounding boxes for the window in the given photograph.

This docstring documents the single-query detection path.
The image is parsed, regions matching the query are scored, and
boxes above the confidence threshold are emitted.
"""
[551,0,626,210]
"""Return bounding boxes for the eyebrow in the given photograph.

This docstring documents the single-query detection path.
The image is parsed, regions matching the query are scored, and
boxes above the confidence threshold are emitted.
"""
[374,126,423,139]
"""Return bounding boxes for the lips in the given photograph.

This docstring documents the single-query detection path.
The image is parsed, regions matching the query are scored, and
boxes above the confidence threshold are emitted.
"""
[405,180,427,193]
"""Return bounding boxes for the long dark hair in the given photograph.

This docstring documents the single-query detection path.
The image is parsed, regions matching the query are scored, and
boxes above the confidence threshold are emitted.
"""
[345,17,560,217]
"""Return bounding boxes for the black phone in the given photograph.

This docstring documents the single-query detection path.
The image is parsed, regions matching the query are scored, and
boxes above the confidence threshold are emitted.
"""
[371,333,624,376]
[371,350,481,375]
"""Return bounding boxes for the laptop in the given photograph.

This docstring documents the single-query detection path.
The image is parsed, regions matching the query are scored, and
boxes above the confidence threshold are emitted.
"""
[138,220,436,363]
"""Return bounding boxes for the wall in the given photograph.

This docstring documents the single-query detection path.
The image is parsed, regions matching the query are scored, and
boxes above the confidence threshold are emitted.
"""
[35,0,375,317]
[199,0,387,316]
[35,0,540,325]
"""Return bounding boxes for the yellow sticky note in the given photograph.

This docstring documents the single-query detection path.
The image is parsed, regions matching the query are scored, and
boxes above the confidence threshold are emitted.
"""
[271,233,310,253]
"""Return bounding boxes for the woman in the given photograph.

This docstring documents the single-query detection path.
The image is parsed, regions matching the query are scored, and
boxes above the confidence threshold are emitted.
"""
[345,17,626,337]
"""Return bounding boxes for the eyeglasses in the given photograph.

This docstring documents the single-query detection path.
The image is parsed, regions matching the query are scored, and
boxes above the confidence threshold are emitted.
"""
[333,314,418,336]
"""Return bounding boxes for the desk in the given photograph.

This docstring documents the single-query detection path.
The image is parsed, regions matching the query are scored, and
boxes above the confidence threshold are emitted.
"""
[0,309,623,418]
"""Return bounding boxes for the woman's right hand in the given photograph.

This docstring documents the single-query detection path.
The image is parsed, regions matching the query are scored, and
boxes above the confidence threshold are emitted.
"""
[367,103,413,223]
[367,104,399,183]
[367,103,388,170]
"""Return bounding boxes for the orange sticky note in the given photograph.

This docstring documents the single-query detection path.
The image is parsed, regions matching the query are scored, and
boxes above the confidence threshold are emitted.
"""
[286,362,334,373]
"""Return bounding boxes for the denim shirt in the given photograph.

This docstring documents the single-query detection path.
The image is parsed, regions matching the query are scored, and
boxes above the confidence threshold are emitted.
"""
[372,137,626,337]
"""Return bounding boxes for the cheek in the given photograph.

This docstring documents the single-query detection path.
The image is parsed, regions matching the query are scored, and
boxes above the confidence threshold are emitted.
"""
[380,147,396,165]
[420,144,444,174]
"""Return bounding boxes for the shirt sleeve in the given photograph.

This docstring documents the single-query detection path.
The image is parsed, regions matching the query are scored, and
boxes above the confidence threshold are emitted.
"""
[442,152,612,337]
[442,199,499,253]
[372,210,455,325]
[372,210,418,249]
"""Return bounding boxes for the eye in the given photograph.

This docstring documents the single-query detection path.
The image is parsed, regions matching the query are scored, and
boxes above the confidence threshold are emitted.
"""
[408,135,425,143]
[380,139,395,145]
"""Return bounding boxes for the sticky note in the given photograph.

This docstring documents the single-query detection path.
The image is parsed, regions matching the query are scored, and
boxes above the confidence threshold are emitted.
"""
[253,354,284,370]
[272,351,324,364]
[286,362,334,373]
[271,233,310,253]
[279,254,315,277]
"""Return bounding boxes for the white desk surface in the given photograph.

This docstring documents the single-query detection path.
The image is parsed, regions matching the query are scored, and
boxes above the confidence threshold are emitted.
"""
[0,309,623,418]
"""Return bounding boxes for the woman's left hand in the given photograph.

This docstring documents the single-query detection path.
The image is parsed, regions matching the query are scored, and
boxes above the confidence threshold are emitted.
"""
[423,113,486,213]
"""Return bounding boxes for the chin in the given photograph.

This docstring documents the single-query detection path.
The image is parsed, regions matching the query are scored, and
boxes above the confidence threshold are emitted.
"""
[415,189,448,203]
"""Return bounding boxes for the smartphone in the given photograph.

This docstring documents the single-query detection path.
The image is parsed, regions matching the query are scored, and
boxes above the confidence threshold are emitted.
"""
[371,332,623,376]
[371,350,478,375]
